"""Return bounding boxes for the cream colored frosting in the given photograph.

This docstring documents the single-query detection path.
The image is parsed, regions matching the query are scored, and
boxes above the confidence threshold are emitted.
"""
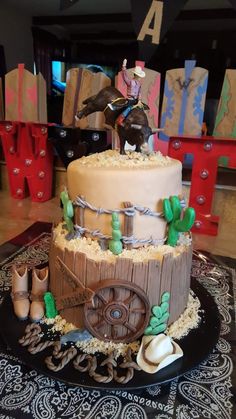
[53,222,188,262]
[67,150,182,244]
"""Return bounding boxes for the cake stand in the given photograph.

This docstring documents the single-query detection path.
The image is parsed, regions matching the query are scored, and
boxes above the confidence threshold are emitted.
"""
[0,279,221,390]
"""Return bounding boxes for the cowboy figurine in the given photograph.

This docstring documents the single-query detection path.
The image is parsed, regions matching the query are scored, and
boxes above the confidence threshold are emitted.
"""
[117,58,146,126]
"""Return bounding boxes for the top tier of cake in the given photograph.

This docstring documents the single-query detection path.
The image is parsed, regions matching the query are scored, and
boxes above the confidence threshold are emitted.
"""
[67,150,182,246]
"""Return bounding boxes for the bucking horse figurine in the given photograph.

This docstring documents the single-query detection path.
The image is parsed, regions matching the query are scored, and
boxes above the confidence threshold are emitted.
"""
[76,86,159,154]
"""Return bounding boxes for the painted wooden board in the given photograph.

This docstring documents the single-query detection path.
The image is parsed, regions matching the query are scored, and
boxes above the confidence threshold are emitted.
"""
[5,64,47,123]
[213,70,236,167]
[146,259,161,308]
[213,70,236,138]
[159,60,208,155]
[62,68,111,129]
[116,60,161,150]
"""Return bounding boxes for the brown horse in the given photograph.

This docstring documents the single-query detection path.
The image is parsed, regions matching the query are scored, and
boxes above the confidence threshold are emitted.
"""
[76,86,157,154]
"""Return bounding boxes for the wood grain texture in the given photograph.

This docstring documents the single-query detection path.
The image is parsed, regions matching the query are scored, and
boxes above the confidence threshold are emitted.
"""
[146,259,161,308]
[5,66,47,123]
[213,69,236,138]
[160,64,208,138]
[159,253,174,298]
[123,202,134,250]
[130,262,148,334]
[76,196,85,230]
[62,68,111,129]
[49,240,193,337]
[61,248,76,323]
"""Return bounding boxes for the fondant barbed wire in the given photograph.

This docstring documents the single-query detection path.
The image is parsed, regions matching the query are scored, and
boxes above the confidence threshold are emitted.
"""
[74,196,159,217]
[74,224,166,246]
[73,195,186,218]
[75,225,111,240]
[123,235,166,246]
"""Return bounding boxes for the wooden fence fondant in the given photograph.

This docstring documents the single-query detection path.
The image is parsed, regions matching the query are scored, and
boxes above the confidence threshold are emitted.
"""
[49,240,192,339]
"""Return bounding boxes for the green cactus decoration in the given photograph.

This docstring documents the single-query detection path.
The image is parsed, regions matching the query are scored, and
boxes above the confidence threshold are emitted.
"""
[60,191,74,235]
[109,212,123,255]
[163,196,195,246]
[144,292,170,335]
[44,292,58,319]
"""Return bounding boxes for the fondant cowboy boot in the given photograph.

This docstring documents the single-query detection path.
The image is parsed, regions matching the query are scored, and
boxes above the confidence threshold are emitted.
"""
[11,265,30,320]
[30,267,49,322]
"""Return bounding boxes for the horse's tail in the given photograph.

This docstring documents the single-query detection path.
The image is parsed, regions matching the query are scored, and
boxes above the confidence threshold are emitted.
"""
[82,95,97,105]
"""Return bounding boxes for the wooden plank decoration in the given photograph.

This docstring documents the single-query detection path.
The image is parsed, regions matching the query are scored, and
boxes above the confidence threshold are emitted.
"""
[213,70,236,139]
[50,246,64,298]
[37,72,47,124]
[213,69,236,167]
[76,195,85,231]
[88,71,111,129]
[168,252,184,324]
[184,244,193,306]
[73,251,87,327]
[55,255,94,321]
[5,64,47,123]
[131,262,149,333]
[159,253,174,298]
[49,240,193,339]
[99,259,115,339]
[74,252,87,286]
[48,227,57,288]
[159,60,208,155]
[114,258,133,282]
[56,256,83,290]
[56,288,95,311]
[146,259,161,308]
[85,257,104,337]
[62,68,111,129]
[86,258,101,290]
[100,260,115,280]
[63,248,76,295]
[63,68,92,128]
[115,258,134,338]
[123,202,134,250]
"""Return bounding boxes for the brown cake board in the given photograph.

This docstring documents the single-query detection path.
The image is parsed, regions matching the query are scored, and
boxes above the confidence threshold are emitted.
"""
[0,279,220,391]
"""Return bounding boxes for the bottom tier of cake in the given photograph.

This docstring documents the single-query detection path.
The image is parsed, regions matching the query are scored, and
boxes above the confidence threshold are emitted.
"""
[49,225,192,343]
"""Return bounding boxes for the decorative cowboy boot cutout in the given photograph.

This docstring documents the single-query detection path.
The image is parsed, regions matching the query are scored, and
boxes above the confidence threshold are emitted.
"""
[11,265,30,320]
[30,267,49,322]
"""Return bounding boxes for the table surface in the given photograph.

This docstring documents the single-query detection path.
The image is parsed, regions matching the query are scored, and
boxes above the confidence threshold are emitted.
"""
[0,222,235,419]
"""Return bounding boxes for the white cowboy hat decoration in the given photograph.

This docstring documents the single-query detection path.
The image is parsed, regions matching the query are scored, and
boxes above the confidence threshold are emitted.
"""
[132,66,146,78]
[137,334,183,374]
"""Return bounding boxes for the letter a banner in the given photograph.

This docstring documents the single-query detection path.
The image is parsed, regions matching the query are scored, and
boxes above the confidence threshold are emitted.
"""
[131,0,188,61]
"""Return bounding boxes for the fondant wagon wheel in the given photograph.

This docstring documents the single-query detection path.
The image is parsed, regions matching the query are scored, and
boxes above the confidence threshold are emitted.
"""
[83,279,150,343]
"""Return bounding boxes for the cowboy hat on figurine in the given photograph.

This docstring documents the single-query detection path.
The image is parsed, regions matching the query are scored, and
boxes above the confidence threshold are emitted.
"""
[137,334,183,374]
[132,65,146,78]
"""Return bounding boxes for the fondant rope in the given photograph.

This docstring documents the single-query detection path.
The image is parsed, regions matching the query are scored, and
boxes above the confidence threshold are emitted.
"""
[88,352,117,383]
[45,346,77,372]
[28,340,56,355]
[113,348,141,384]
[19,324,42,346]
[74,224,166,246]
[73,353,93,372]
